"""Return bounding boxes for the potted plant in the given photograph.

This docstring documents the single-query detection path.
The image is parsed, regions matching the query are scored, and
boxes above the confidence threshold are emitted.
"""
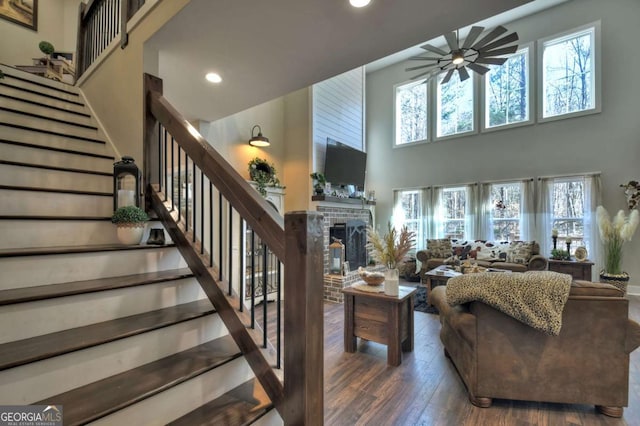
[310,172,326,195]
[248,157,280,196]
[111,205,149,245]
[596,205,639,293]
[550,249,570,260]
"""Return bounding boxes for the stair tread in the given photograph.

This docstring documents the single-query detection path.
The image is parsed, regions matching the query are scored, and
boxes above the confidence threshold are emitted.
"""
[0,66,80,95]
[0,184,112,197]
[0,243,175,258]
[0,267,193,305]
[0,139,114,160]
[0,80,84,106]
[0,122,104,144]
[0,215,112,221]
[168,378,272,426]
[0,106,97,130]
[0,159,113,177]
[36,335,241,426]
[0,298,215,371]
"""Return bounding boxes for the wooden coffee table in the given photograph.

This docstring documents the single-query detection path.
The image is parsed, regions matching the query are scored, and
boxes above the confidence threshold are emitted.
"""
[423,265,461,306]
[342,284,417,366]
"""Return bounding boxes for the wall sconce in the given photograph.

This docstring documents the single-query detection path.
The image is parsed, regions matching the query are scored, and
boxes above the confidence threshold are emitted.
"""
[113,156,141,211]
[248,125,270,147]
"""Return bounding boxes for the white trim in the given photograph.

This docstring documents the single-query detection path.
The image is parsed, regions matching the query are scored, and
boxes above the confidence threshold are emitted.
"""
[393,79,429,146]
[537,21,602,123]
[77,90,120,160]
[434,69,477,141]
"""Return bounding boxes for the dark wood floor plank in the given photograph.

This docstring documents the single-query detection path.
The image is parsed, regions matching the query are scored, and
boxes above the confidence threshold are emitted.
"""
[0,299,214,370]
[168,378,272,426]
[36,335,242,426]
[0,268,193,305]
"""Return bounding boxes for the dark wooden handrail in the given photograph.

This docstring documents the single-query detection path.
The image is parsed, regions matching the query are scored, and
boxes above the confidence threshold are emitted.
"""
[147,90,286,260]
[143,73,323,425]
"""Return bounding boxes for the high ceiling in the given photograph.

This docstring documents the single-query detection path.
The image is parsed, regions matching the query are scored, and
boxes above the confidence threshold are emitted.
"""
[146,0,556,123]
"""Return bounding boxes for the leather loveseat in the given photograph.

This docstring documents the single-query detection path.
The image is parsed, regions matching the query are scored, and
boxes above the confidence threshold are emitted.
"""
[416,239,547,280]
[429,281,640,417]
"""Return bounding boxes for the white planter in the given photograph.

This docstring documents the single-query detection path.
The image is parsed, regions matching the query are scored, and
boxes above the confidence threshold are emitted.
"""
[384,268,399,296]
[116,224,145,245]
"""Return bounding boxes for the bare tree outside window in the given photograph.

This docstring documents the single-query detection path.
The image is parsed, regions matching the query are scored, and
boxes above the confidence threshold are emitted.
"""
[397,190,423,253]
[437,73,474,137]
[491,183,522,241]
[543,28,595,118]
[395,81,427,145]
[552,179,586,253]
[486,49,529,128]
[442,187,466,238]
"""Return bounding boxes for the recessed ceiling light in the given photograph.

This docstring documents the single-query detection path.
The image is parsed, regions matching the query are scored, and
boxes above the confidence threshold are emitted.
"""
[350,0,370,7]
[205,72,222,83]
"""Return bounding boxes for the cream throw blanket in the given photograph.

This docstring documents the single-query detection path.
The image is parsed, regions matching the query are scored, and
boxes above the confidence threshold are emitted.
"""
[446,271,572,335]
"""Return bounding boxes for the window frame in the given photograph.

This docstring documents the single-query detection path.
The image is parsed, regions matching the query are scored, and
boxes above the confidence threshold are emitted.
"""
[550,176,588,255]
[434,70,478,141]
[481,43,534,133]
[440,186,467,239]
[537,21,601,123]
[393,79,429,147]
[489,181,523,242]
[393,188,425,252]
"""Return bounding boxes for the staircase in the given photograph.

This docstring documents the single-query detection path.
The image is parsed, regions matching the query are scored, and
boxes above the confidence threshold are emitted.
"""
[0,65,279,425]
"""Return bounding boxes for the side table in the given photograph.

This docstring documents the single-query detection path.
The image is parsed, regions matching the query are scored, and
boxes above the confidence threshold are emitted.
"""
[548,258,594,281]
[342,284,416,366]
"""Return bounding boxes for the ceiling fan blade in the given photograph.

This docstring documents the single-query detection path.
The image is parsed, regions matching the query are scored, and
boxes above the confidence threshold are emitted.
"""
[420,43,448,56]
[405,63,440,72]
[479,32,519,52]
[467,62,491,75]
[474,57,507,66]
[444,31,459,52]
[441,69,455,84]
[461,26,484,49]
[471,25,508,50]
[408,56,441,61]
[457,66,470,82]
[480,45,519,57]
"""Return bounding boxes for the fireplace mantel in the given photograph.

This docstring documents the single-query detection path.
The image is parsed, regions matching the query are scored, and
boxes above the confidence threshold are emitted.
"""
[311,195,376,206]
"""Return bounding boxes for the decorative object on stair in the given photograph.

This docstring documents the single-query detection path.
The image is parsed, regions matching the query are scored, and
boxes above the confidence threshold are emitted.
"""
[112,206,149,245]
[406,25,519,84]
[366,223,415,296]
[596,205,639,294]
[248,157,281,196]
[113,156,141,211]
[248,125,270,147]
[146,228,166,245]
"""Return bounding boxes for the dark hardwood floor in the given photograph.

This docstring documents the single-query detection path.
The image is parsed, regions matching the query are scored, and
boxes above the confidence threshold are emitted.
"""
[321,287,640,426]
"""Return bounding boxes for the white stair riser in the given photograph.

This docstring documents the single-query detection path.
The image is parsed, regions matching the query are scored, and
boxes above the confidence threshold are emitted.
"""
[0,220,119,248]
[0,247,187,289]
[0,143,113,174]
[0,189,113,216]
[0,278,205,343]
[1,96,95,127]
[0,110,101,141]
[0,85,86,115]
[0,65,82,94]
[0,125,109,155]
[0,164,112,193]
[92,357,253,426]
[0,314,230,404]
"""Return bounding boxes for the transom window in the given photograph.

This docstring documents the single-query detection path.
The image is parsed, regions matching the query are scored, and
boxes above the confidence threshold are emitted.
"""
[491,182,522,241]
[484,47,531,129]
[394,81,428,145]
[436,72,474,138]
[540,24,599,120]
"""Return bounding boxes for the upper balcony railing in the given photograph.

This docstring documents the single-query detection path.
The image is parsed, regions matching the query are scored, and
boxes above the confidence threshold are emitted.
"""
[75,0,146,79]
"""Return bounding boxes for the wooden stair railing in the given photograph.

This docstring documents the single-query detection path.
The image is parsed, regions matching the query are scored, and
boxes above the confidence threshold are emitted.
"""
[143,73,324,425]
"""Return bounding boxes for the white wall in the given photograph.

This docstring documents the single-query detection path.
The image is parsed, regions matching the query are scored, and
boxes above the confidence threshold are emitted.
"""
[0,0,81,66]
[366,0,640,285]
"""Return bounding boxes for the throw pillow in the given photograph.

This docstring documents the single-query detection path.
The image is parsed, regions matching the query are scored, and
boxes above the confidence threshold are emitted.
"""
[451,239,473,260]
[507,241,534,264]
[427,238,452,258]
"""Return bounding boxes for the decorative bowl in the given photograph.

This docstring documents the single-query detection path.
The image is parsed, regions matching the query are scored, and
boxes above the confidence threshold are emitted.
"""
[361,274,385,286]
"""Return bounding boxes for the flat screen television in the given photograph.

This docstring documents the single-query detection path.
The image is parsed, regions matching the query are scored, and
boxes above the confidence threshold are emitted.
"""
[323,139,367,190]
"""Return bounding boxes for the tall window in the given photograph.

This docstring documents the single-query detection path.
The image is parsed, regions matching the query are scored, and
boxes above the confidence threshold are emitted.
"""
[551,178,586,253]
[437,72,474,138]
[394,81,427,145]
[491,182,522,241]
[541,24,599,119]
[484,47,531,129]
[441,187,466,239]
[393,189,424,251]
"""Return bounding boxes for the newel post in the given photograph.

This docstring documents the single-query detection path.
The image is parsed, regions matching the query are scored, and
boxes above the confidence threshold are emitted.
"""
[284,211,324,426]
[143,73,162,213]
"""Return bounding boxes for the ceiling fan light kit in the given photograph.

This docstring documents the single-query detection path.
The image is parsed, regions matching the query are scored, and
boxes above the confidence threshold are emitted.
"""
[406,25,519,84]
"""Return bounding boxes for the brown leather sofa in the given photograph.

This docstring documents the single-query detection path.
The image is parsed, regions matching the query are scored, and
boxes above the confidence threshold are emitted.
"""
[416,240,547,281]
[429,281,640,417]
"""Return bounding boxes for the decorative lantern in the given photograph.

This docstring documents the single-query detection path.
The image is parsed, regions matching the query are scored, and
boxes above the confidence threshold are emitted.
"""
[329,238,344,275]
[113,156,141,211]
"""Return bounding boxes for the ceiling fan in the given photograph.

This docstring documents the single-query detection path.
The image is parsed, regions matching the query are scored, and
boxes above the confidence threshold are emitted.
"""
[406,25,519,84]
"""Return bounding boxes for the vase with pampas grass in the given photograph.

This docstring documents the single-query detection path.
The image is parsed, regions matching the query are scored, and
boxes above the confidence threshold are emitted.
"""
[366,223,415,296]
